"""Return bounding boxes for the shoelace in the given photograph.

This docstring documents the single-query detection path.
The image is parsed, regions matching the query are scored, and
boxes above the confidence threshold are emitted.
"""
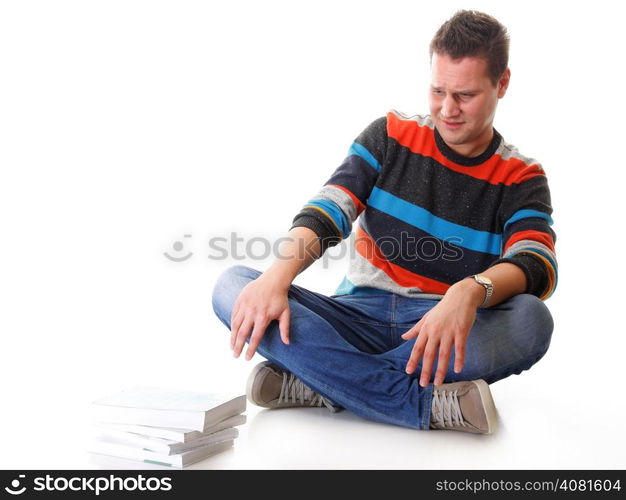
[277,372,336,411]
[430,388,466,429]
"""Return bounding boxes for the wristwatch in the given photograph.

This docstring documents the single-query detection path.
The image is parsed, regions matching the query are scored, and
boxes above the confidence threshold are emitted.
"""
[470,275,494,308]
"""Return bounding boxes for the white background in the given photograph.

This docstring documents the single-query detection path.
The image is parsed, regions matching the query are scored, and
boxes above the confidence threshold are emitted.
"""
[1,0,624,469]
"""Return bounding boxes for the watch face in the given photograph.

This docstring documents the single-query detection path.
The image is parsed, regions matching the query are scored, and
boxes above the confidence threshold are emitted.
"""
[476,275,492,286]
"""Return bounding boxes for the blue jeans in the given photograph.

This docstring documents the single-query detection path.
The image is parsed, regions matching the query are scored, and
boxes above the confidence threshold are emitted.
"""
[211,265,553,430]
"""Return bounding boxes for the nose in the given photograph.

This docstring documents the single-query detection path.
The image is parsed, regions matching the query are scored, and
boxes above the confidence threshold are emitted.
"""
[441,94,460,119]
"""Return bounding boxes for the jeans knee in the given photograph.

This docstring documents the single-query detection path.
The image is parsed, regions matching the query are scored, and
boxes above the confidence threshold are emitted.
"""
[510,293,554,360]
[211,265,261,322]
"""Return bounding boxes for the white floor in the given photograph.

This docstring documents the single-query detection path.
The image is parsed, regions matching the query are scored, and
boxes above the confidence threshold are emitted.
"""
[28,372,626,470]
[7,313,625,471]
[88,373,624,470]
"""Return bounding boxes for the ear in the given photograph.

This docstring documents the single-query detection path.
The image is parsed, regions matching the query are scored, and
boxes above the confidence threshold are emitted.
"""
[497,68,511,98]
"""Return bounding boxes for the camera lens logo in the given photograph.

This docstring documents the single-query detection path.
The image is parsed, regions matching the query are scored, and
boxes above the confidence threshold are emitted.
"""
[164,234,193,262]
[5,475,26,495]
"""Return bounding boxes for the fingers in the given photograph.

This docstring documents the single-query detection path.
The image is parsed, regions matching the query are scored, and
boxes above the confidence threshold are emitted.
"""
[453,335,466,374]
[419,340,439,387]
[241,308,290,360]
[405,327,454,386]
[230,301,240,328]
[405,331,426,375]
[230,309,244,350]
[401,318,423,340]
[245,318,270,360]
[232,317,253,358]
[231,306,291,359]
[403,302,473,385]
[278,307,290,345]
[419,335,467,386]
[433,338,453,386]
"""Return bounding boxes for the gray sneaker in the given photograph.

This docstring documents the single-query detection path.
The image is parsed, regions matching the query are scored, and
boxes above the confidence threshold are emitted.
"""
[246,361,339,412]
[429,379,498,434]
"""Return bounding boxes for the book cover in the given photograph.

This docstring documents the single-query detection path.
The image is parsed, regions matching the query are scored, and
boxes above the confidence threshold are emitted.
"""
[99,414,247,442]
[89,435,234,467]
[96,426,239,455]
[91,387,246,431]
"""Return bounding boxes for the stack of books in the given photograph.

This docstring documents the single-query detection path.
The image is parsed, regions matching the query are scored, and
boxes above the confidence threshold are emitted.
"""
[88,387,246,468]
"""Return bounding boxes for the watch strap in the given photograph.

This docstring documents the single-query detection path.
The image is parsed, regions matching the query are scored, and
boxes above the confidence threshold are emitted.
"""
[471,275,493,308]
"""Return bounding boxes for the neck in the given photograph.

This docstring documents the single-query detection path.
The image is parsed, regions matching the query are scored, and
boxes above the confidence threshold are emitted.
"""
[449,127,494,158]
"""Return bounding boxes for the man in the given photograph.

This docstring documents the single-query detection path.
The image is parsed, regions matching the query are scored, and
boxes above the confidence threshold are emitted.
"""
[212,10,556,434]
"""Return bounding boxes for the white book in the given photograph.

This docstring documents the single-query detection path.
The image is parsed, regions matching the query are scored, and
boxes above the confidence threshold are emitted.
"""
[89,435,234,468]
[99,414,247,442]
[95,426,239,455]
[91,387,246,431]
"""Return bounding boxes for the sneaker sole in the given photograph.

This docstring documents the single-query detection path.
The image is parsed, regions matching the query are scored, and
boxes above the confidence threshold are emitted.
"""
[473,379,498,434]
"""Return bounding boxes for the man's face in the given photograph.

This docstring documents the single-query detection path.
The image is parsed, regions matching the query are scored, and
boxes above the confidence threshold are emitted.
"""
[429,52,510,157]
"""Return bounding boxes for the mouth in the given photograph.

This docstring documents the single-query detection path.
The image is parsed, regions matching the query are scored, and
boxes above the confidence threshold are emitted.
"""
[442,120,463,129]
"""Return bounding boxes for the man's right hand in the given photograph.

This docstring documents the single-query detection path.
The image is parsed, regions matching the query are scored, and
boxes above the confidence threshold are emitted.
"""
[229,226,321,360]
[230,273,291,360]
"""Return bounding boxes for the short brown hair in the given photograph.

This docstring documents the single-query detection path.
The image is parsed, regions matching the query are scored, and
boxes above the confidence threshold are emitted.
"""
[430,10,510,86]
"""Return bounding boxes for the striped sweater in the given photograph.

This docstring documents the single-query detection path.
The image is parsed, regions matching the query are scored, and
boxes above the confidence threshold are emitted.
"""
[291,111,557,300]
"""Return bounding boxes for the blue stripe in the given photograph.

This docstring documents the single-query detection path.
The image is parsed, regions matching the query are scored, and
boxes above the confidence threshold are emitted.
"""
[504,210,554,232]
[348,142,382,172]
[333,276,389,296]
[334,276,356,296]
[305,199,350,238]
[367,187,501,255]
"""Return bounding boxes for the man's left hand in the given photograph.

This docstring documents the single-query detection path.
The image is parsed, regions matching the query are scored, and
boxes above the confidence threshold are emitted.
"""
[401,282,482,387]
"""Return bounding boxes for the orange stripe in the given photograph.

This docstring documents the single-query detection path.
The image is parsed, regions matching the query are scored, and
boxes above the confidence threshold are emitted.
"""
[386,112,545,186]
[355,225,451,294]
[303,205,341,235]
[504,230,555,253]
[327,184,366,216]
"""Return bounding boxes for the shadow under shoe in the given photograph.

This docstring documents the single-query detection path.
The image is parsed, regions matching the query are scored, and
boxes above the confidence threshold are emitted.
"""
[246,361,340,412]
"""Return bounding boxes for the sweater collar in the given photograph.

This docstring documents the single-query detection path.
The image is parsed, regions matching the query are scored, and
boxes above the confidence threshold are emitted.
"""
[434,126,502,166]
